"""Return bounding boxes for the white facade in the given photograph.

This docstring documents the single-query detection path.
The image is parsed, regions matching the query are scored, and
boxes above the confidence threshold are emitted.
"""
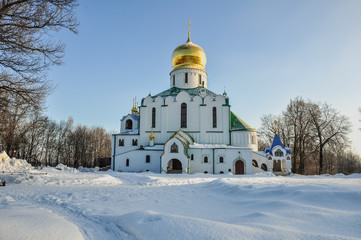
[111,34,291,175]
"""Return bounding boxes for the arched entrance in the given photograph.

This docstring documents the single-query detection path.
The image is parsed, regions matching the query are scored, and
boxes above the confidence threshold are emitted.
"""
[234,159,245,175]
[167,159,182,174]
[273,160,282,172]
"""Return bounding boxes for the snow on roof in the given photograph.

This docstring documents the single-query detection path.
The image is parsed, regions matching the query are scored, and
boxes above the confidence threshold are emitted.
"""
[119,129,139,135]
[121,113,139,121]
[189,143,249,149]
[144,145,164,150]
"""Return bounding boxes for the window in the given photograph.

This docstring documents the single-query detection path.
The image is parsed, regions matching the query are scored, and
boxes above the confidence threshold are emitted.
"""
[185,73,188,83]
[125,119,133,129]
[212,107,217,128]
[173,75,175,86]
[170,142,178,153]
[204,171,208,174]
[287,156,290,160]
[220,171,224,174]
[119,139,124,146]
[261,164,267,171]
[152,107,156,128]
[199,74,202,85]
[252,160,258,167]
[132,139,138,146]
[191,154,194,160]
[204,156,208,163]
[268,156,272,160]
[219,157,224,163]
[126,159,129,167]
[275,149,284,157]
[181,103,187,128]
[146,155,150,163]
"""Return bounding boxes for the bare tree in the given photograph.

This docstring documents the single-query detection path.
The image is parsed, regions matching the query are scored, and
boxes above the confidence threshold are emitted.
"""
[0,0,78,77]
[308,102,351,174]
[283,97,314,174]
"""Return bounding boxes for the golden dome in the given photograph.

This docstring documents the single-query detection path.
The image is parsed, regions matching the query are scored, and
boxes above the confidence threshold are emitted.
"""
[171,37,206,71]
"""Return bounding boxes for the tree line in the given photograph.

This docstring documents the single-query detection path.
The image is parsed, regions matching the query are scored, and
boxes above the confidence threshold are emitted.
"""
[259,97,361,175]
[1,113,112,168]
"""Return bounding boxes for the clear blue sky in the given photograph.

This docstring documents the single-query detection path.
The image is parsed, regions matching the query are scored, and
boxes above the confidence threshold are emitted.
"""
[46,0,361,153]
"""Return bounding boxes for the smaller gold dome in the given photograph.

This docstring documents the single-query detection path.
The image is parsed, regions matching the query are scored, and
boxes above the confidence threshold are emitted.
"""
[171,38,207,71]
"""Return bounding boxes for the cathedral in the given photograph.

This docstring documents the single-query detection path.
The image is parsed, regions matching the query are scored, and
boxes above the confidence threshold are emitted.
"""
[111,23,291,175]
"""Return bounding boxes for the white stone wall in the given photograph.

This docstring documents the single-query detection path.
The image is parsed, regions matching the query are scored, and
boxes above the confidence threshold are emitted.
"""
[231,131,258,151]
[188,147,253,174]
[139,91,230,146]
[251,152,270,172]
[169,68,207,89]
[112,134,140,156]
[113,150,162,173]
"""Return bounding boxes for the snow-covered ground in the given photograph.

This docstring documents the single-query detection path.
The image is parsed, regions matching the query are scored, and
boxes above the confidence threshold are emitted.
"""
[1,166,361,239]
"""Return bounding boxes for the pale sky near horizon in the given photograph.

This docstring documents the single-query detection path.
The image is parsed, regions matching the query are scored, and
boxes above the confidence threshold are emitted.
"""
[46,0,361,153]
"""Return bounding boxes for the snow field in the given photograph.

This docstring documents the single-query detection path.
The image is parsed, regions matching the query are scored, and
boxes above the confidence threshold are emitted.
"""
[1,169,361,240]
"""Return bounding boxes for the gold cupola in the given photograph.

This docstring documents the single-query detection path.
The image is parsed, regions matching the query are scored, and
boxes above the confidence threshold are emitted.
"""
[171,20,207,71]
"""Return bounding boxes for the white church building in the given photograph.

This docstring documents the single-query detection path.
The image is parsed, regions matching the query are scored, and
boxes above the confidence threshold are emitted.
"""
[111,25,291,175]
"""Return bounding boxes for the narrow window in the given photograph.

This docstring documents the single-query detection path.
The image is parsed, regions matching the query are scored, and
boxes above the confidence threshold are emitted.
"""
[173,75,175,86]
[185,73,188,83]
[212,107,217,128]
[170,142,178,153]
[119,139,124,146]
[181,103,187,128]
[219,157,224,163]
[146,155,150,163]
[126,159,129,167]
[152,107,156,128]
[204,171,208,174]
[132,139,138,146]
[126,119,133,129]
[191,154,194,160]
[204,156,208,163]
[199,74,202,85]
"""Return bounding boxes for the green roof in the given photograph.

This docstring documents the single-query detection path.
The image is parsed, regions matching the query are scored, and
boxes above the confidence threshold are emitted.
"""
[230,111,256,131]
[153,87,218,98]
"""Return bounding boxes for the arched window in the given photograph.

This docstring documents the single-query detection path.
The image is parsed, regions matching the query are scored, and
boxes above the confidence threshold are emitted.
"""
[204,156,208,163]
[275,149,284,157]
[185,73,188,83]
[212,107,217,128]
[126,119,133,129]
[181,103,187,128]
[261,163,267,171]
[199,74,202,85]
[204,171,208,174]
[119,139,124,146]
[219,157,224,163]
[126,159,129,167]
[252,160,258,167]
[132,139,138,146]
[173,75,175,86]
[191,154,194,160]
[152,107,156,128]
[220,171,224,174]
[146,155,150,163]
[170,142,178,153]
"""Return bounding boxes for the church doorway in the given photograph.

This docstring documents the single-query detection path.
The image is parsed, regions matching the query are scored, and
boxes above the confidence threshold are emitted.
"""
[167,159,182,174]
[273,160,282,172]
[234,159,245,175]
